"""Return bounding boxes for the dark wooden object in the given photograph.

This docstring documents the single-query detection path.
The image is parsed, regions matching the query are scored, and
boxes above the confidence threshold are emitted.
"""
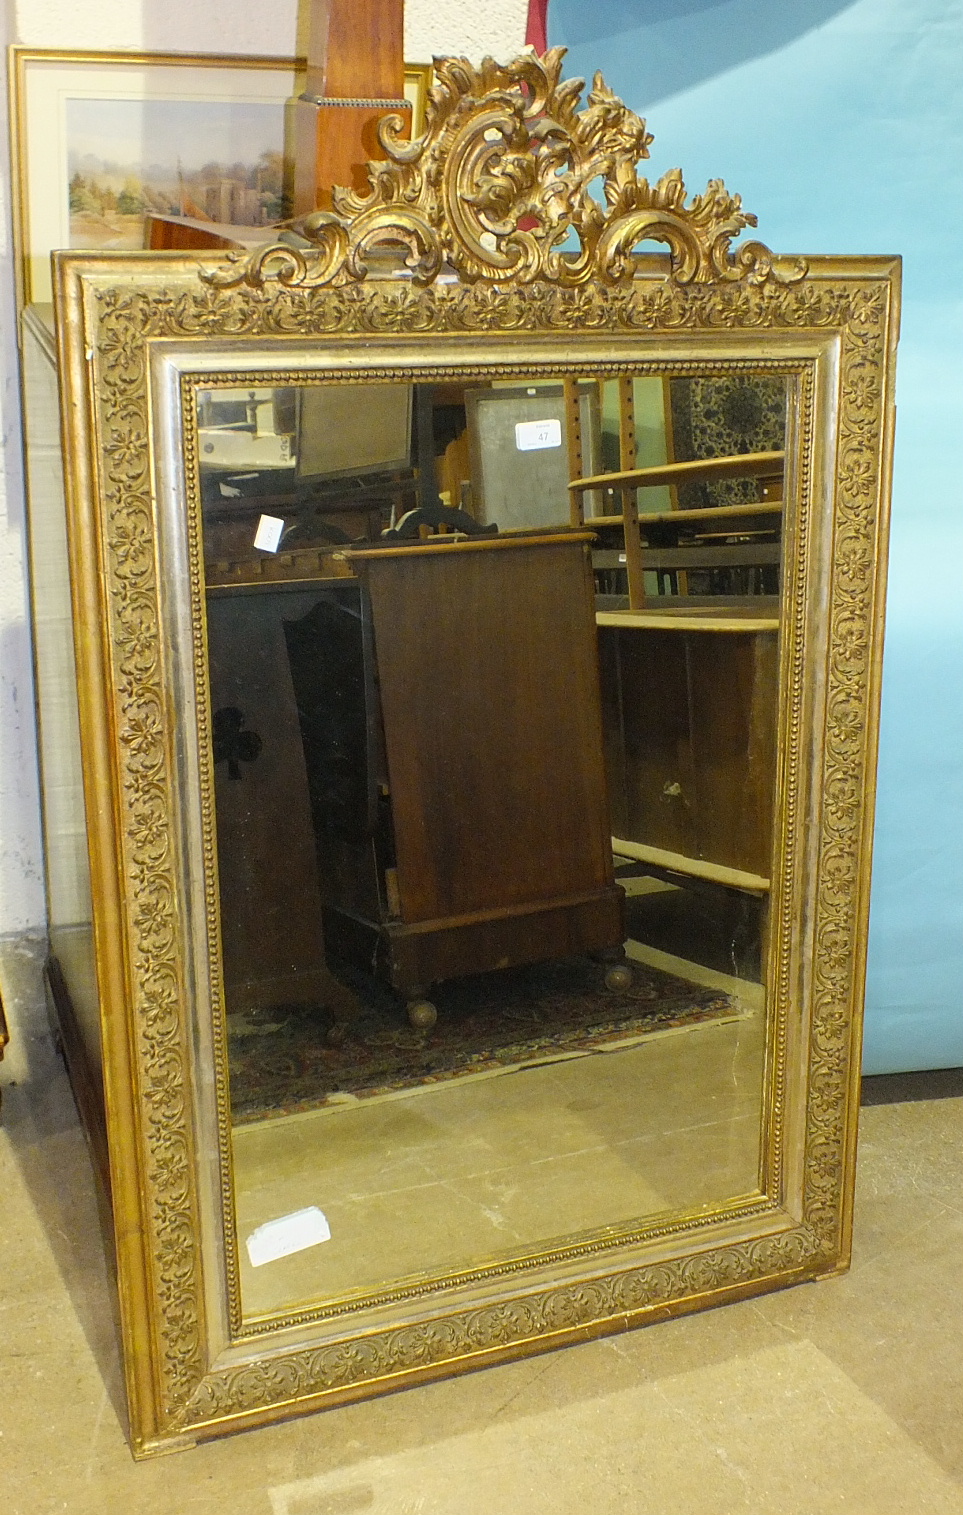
[292,0,408,214]
[288,532,624,997]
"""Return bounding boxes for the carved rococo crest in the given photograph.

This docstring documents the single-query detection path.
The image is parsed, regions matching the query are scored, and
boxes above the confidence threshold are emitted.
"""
[208,49,802,293]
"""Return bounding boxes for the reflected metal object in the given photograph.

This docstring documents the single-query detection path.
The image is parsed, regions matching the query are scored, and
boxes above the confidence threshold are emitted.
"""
[604,963,633,993]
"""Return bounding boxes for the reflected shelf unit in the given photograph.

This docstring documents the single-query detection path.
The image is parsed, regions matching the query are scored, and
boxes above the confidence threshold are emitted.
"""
[570,448,785,612]
[573,439,785,900]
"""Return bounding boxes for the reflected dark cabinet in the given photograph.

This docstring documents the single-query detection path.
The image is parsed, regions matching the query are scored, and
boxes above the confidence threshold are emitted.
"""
[285,531,625,1017]
[206,584,358,1018]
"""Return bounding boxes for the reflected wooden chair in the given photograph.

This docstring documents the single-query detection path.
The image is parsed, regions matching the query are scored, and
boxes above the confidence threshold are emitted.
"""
[566,376,782,973]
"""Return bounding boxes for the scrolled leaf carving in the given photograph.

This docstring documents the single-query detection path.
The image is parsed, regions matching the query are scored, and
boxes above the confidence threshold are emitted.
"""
[205,49,804,294]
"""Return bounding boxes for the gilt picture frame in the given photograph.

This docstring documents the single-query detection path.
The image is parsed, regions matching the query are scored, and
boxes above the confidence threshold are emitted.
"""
[46,50,899,1455]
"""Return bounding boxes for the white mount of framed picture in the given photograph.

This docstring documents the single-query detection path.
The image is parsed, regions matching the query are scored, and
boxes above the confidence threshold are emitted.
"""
[8,47,432,310]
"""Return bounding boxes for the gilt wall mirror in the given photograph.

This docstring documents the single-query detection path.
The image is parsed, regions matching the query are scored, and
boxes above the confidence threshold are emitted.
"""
[50,51,898,1455]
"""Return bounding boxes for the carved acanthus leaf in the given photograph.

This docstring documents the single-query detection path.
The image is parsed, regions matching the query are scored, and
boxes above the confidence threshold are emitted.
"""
[206,48,802,294]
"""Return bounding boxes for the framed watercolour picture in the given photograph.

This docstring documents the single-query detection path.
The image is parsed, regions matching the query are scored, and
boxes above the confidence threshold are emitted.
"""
[9,49,432,309]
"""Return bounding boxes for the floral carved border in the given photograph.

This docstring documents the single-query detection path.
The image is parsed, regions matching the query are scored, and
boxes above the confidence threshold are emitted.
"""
[91,281,206,1413]
[81,252,894,1433]
[804,284,891,1244]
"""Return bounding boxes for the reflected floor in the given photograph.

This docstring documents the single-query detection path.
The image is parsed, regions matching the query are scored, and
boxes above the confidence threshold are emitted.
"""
[3,928,960,1513]
[233,957,765,1319]
[228,930,741,1124]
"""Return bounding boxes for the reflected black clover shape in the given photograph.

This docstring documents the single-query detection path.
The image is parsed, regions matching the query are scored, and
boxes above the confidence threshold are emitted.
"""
[212,706,263,780]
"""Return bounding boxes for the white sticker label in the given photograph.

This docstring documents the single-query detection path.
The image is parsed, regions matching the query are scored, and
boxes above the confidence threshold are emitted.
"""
[246,1206,331,1267]
[254,514,285,553]
[515,418,562,452]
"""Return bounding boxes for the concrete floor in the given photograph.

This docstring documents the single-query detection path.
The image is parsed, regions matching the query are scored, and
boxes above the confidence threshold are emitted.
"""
[3,933,963,1514]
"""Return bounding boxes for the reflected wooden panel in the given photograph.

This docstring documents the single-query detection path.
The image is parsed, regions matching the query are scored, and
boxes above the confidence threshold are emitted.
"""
[343,534,621,986]
[599,621,778,881]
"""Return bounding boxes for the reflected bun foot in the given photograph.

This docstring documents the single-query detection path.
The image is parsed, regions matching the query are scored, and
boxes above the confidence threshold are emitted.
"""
[407,999,438,1030]
[604,963,633,993]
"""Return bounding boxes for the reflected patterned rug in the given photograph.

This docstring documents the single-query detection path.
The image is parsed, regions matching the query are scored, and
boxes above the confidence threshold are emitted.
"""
[228,954,738,1125]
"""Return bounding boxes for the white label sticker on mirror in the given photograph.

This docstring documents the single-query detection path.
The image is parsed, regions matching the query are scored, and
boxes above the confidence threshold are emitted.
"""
[246,1207,332,1267]
[515,418,562,452]
[253,514,285,553]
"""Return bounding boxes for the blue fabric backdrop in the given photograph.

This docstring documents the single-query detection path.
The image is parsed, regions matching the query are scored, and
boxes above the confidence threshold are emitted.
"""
[549,0,963,1071]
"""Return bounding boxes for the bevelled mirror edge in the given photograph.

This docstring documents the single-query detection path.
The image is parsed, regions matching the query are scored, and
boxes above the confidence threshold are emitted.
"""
[152,338,818,1336]
[45,46,899,1454]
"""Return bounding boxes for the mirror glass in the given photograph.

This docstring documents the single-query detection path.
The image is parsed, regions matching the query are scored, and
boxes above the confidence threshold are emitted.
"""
[194,368,788,1321]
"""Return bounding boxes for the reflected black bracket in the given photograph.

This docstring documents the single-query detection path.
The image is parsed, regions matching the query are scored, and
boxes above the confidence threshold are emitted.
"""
[213,706,263,781]
[379,504,499,541]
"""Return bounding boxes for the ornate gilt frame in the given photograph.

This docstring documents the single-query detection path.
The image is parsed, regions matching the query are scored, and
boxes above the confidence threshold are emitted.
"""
[52,51,899,1455]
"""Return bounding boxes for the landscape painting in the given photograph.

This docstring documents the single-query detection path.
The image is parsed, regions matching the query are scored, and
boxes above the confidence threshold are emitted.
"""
[66,96,287,249]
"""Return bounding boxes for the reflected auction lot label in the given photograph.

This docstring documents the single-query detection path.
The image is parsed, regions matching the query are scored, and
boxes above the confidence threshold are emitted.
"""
[515,417,562,451]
